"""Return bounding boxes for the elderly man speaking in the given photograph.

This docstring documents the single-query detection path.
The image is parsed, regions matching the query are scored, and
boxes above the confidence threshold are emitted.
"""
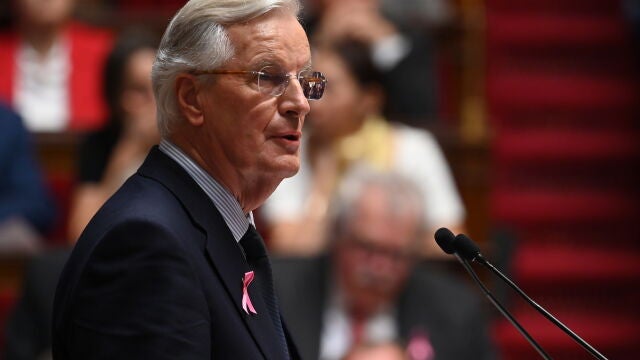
[52,0,326,358]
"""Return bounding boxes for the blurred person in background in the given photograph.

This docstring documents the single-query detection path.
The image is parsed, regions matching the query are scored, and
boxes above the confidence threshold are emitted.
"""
[3,32,157,360]
[67,31,159,241]
[0,103,55,254]
[263,39,464,257]
[0,0,112,132]
[272,167,495,360]
[300,0,446,126]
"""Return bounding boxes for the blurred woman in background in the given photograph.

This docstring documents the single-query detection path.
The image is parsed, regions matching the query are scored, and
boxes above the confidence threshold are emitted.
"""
[67,31,159,242]
[262,39,465,257]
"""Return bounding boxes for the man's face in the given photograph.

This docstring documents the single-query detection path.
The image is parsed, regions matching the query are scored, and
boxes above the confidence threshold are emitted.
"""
[196,10,311,187]
[335,186,420,317]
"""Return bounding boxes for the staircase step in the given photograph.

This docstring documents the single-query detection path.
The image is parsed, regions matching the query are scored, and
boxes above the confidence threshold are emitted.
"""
[492,162,640,193]
[487,13,627,48]
[487,71,637,110]
[488,50,635,82]
[512,242,640,285]
[489,108,638,128]
[502,222,640,249]
[486,0,621,15]
[492,189,638,225]
[492,128,640,163]
[493,310,640,359]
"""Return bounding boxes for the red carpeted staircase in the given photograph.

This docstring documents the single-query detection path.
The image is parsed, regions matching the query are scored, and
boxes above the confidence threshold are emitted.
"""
[485,0,640,358]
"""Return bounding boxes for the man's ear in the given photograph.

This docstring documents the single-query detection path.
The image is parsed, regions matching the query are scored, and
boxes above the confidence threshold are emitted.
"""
[175,74,204,126]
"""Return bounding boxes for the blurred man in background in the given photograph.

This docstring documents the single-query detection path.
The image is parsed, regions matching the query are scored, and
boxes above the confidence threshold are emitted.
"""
[273,167,495,360]
[0,103,55,254]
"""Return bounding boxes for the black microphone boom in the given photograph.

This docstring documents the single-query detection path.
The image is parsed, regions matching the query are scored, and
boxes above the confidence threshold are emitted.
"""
[434,228,552,359]
[452,233,608,360]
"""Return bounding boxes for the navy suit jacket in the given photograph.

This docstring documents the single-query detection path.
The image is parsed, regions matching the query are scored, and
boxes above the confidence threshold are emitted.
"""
[52,147,298,359]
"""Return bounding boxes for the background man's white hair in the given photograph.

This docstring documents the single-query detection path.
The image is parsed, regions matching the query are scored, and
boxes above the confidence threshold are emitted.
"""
[151,0,301,137]
[329,164,426,243]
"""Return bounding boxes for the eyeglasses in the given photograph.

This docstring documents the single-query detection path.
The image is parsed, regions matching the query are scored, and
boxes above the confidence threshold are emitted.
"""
[192,65,327,100]
[343,236,415,264]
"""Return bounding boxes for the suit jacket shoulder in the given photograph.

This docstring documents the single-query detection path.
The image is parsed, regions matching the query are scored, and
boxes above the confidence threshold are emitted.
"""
[53,153,213,359]
[53,148,292,359]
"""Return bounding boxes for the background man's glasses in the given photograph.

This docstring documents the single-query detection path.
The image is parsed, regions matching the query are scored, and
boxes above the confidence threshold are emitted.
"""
[343,236,415,264]
[192,65,327,100]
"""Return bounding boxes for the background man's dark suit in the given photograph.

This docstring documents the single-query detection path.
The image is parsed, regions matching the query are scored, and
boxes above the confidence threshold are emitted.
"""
[273,256,496,360]
[5,249,69,360]
[53,148,297,359]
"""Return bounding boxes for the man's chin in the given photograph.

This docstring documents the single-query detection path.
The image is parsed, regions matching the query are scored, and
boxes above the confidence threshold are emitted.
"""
[271,157,300,179]
[282,167,300,179]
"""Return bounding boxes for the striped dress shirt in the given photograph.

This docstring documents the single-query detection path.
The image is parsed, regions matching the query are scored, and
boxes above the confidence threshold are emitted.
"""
[159,139,253,242]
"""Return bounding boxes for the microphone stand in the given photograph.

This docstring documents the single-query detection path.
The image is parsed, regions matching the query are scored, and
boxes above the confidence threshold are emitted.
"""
[455,255,553,360]
[470,255,608,360]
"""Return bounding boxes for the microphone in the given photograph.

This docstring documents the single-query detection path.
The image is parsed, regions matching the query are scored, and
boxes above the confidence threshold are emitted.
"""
[434,228,552,360]
[434,227,456,254]
[452,233,485,263]
[451,233,608,360]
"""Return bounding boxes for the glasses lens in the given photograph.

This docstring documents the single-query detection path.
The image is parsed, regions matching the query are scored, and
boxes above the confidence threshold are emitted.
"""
[299,71,327,100]
[257,66,288,96]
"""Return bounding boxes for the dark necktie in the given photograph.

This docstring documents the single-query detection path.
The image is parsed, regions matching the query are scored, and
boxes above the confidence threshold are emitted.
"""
[240,225,289,359]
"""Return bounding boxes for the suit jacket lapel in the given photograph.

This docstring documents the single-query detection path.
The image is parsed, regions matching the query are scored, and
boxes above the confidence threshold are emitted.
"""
[282,315,303,360]
[138,147,287,359]
[202,222,287,360]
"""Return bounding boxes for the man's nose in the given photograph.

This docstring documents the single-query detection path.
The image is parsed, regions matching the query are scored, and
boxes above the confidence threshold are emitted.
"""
[368,252,398,275]
[279,77,311,120]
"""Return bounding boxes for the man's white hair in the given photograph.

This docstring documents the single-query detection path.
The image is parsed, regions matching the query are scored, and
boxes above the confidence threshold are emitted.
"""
[151,0,301,137]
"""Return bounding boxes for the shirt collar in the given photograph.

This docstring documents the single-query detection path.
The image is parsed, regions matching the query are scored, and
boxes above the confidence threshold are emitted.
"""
[159,139,253,242]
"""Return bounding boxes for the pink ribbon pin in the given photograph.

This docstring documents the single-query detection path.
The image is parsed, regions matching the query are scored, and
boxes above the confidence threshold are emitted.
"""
[242,271,257,315]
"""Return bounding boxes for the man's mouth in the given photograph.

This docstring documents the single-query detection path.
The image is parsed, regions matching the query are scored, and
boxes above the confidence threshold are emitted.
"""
[274,131,301,141]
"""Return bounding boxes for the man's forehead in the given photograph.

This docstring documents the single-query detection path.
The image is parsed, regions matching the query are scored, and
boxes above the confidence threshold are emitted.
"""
[348,195,419,243]
[226,11,310,68]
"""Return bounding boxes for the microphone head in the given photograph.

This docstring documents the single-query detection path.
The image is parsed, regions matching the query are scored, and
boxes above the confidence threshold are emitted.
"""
[453,234,481,261]
[434,227,456,254]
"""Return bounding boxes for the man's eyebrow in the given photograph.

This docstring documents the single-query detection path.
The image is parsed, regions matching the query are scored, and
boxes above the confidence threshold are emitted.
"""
[251,57,312,72]
[248,59,275,71]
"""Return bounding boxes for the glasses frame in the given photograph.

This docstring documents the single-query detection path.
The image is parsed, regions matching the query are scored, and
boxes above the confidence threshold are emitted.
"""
[191,66,327,100]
